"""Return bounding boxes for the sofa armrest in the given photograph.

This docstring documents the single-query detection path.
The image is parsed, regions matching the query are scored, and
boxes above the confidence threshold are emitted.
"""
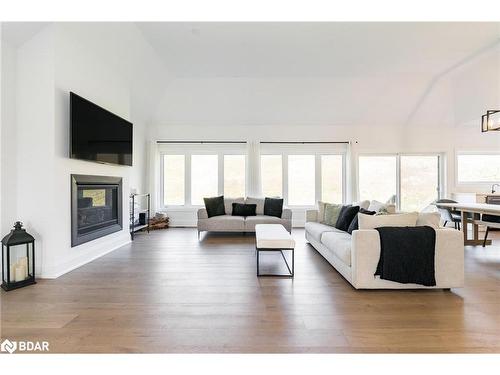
[281,208,292,221]
[351,228,464,288]
[306,210,318,223]
[197,208,208,220]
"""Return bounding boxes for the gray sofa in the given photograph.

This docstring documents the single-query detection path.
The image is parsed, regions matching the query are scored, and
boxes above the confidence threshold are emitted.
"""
[197,197,292,237]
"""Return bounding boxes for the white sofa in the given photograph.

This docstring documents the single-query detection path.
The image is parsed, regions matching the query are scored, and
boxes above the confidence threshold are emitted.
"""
[305,209,464,289]
[197,197,292,236]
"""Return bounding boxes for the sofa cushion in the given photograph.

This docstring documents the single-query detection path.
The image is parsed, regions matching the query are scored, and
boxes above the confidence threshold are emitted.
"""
[224,197,245,215]
[358,212,418,230]
[232,203,257,216]
[335,205,360,232]
[245,197,265,215]
[201,215,245,231]
[320,231,352,266]
[245,215,284,232]
[204,196,226,218]
[417,212,441,228]
[305,221,342,241]
[347,208,376,234]
[324,203,343,226]
[264,197,284,218]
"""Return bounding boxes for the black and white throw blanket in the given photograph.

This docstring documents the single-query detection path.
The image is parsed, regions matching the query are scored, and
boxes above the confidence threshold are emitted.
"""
[374,226,436,286]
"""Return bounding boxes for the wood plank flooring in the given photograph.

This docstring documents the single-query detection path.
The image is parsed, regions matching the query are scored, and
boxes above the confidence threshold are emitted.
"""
[1,228,500,353]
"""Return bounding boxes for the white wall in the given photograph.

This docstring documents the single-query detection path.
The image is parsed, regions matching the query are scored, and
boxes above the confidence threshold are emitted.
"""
[1,23,171,278]
[1,39,17,236]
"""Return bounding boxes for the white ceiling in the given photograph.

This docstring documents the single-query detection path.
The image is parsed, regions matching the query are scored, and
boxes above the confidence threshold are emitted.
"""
[136,22,500,78]
[1,22,49,47]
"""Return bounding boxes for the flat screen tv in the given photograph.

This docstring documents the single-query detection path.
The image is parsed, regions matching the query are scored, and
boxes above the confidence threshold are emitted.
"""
[70,92,133,166]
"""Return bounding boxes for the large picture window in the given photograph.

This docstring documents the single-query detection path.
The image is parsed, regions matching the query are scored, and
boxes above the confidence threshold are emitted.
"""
[160,143,246,206]
[457,153,500,183]
[260,143,347,206]
[224,155,246,197]
[400,155,439,211]
[358,154,442,211]
[163,155,185,205]
[261,155,283,197]
[191,155,218,205]
[358,156,397,203]
[321,155,343,203]
[288,155,315,205]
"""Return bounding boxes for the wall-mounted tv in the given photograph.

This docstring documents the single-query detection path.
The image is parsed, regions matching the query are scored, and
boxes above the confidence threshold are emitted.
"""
[70,92,133,166]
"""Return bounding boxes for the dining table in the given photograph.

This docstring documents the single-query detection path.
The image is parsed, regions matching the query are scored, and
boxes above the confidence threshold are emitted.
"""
[434,202,500,246]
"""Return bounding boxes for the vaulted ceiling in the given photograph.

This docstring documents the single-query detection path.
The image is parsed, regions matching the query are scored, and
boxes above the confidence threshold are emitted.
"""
[136,22,500,78]
[136,22,500,127]
[3,22,500,127]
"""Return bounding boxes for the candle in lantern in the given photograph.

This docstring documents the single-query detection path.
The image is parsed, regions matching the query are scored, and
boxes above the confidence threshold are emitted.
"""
[15,265,26,282]
[19,257,29,278]
[10,264,16,282]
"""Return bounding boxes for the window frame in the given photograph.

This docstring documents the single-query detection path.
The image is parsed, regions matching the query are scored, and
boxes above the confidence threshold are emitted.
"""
[159,144,247,209]
[455,151,500,185]
[357,152,444,210]
[260,147,346,208]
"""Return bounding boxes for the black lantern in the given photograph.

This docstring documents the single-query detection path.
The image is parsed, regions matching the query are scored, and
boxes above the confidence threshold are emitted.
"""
[1,222,36,291]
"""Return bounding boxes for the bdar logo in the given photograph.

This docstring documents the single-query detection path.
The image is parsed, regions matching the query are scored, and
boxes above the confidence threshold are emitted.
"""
[1,339,17,354]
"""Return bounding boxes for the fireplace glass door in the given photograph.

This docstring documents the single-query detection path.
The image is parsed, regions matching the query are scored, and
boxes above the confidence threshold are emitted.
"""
[77,186,118,236]
[71,175,123,247]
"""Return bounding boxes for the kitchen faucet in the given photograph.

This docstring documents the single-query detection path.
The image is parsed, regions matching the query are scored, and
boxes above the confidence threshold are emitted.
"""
[492,184,500,194]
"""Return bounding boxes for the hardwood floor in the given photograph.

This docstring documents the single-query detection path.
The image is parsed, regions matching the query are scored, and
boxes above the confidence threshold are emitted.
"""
[1,228,500,353]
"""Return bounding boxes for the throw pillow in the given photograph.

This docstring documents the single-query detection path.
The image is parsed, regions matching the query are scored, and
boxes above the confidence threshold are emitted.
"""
[224,197,245,215]
[368,200,396,214]
[416,212,441,228]
[245,197,265,215]
[232,203,257,216]
[358,212,418,230]
[317,201,327,223]
[264,197,284,218]
[347,208,376,234]
[352,200,370,210]
[335,205,360,232]
[203,196,226,218]
[324,203,343,226]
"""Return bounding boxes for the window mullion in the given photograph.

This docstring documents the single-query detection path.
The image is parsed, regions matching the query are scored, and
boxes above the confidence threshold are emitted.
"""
[283,154,288,205]
[186,153,191,206]
[315,154,321,204]
[218,153,224,196]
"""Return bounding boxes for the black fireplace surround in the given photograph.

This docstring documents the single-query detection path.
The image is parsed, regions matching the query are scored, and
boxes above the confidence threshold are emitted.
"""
[71,174,123,247]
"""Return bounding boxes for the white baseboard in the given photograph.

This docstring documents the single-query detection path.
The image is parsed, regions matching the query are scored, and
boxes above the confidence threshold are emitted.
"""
[39,233,131,279]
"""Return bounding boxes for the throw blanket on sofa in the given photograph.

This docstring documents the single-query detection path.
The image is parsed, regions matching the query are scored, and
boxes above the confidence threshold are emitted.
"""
[375,226,436,286]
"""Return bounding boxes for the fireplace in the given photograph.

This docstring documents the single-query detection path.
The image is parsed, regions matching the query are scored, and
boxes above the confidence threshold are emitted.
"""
[71,175,123,247]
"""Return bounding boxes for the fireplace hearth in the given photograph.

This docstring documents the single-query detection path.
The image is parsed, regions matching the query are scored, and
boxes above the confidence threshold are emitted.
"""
[71,175,123,247]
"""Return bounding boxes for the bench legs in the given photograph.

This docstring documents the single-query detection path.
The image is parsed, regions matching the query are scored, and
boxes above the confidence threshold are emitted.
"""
[256,247,294,277]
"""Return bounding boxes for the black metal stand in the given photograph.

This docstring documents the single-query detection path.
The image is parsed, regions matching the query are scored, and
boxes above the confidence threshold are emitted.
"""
[130,193,151,240]
[256,247,294,277]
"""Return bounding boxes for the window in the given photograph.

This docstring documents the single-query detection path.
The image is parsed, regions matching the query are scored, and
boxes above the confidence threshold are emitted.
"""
[321,155,343,203]
[358,154,442,211]
[457,154,500,183]
[224,155,246,197]
[191,155,218,205]
[358,156,397,203]
[400,155,439,212]
[260,146,346,206]
[160,143,247,207]
[288,155,315,205]
[261,155,283,197]
[163,155,185,205]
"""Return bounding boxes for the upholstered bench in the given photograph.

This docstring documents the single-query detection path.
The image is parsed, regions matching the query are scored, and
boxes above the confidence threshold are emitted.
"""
[255,224,296,277]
